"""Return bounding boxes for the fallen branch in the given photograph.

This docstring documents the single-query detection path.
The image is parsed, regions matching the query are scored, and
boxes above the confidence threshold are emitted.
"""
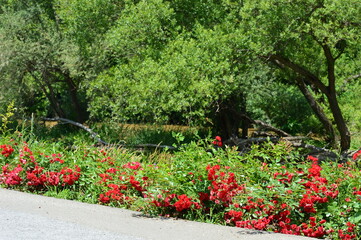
[117,143,177,151]
[229,136,305,148]
[253,120,292,137]
[231,114,342,160]
[238,114,292,137]
[42,117,176,150]
[229,135,341,161]
[43,117,109,145]
[290,142,333,154]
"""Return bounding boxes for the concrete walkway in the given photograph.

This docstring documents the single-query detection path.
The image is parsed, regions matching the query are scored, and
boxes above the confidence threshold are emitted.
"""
[0,188,316,240]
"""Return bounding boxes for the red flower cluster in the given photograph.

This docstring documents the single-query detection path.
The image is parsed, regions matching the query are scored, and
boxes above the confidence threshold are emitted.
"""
[123,161,142,170]
[225,198,294,232]
[307,155,322,178]
[206,165,245,207]
[23,166,80,187]
[212,136,223,147]
[297,217,327,238]
[0,144,14,157]
[151,193,200,213]
[353,150,361,161]
[97,161,148,205]
[60,166,81,186]
[224,195,332,237]
[338,222,357,239]
[99,183,130,204]
[129,175,145,192]
[0,164,23,185]
[48,153,65,164]
[298,158,339,215]
[273,171,294,184]
[0,143,81,188]
[220,156,358,239]
[225,210,243,224]
[26,166,46,186]
[174,194,199,212]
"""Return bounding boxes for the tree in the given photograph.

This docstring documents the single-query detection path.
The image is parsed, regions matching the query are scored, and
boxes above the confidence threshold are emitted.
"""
[2,0,358,150]
[86,0,266,139]
[0,0,87,121]
[239,0,361,151]
[86,0,321,140]
[54,0,125,75]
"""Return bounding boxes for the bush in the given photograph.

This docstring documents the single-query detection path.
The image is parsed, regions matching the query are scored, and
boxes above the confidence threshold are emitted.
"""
[1,133,361,239]
[247,82,323,135]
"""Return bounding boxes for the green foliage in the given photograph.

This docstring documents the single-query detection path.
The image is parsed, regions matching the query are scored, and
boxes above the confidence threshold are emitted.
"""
[54,0,125,76]
[339,80,361,149]
[104,0,176,62]
[0,101,16,134]
[55,0,123,45]
[168,0,229,30]
[0,0,90,121]
[88,22,262,127]
[240,0,360,56]
[0,0,360,148]
[248,82,323,134]
[238,0,360,149]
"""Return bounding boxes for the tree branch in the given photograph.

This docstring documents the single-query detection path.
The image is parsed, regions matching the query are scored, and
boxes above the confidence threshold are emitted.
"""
[295,77,336,146]
[320,43,336,93]
[239,114,292,137]
[43,117,109,145]
[268,54,329,94]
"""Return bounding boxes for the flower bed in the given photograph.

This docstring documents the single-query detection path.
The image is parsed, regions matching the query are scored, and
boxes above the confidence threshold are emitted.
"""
[1,135,360,239]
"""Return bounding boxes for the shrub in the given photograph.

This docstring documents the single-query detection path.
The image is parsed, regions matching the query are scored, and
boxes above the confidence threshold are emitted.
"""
[1,133,361,239]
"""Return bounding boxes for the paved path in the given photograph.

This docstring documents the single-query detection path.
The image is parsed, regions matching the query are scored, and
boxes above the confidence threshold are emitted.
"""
[0,188,316,240]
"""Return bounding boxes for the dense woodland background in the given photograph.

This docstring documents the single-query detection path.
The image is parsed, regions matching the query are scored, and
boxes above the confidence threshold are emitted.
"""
[0,0,360,151]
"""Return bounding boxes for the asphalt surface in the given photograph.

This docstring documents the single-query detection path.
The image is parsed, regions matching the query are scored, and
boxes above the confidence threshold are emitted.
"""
[0,188,316,240]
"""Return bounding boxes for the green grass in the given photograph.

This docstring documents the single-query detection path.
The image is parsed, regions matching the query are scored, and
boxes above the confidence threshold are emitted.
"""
[17,119,211,148]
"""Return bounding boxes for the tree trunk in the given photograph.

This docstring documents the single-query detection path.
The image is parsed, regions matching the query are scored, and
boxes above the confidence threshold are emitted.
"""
[295,77,337,147]
[216,107,240,140]
[63,72,84,123]
[43,73,66,118]
[326,91,351,152]
[322,43,351,151]
[239,94,250,139]
[215,93,245,140]
[268,53,351,151]
[32,72,66,118]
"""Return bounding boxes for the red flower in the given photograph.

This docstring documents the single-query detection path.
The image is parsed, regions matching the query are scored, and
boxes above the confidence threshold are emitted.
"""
[45,172,60,186]
[212,136,223,147]
[307,155,319,162]
[225,210,243,223]
[60,166,81,186]
[206,165,245,207]
[49,157,64,164]
[0,144,14,157]
[129,175,145,192]
[1,164,23,185]
[173,194,193,212]
[99,194,110,204]
[26,166,45,186]
[308,163,322,178]
[198,192,210,203]
[106,168,118,173]
[352,150,361,160]
[123,162,142,170]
